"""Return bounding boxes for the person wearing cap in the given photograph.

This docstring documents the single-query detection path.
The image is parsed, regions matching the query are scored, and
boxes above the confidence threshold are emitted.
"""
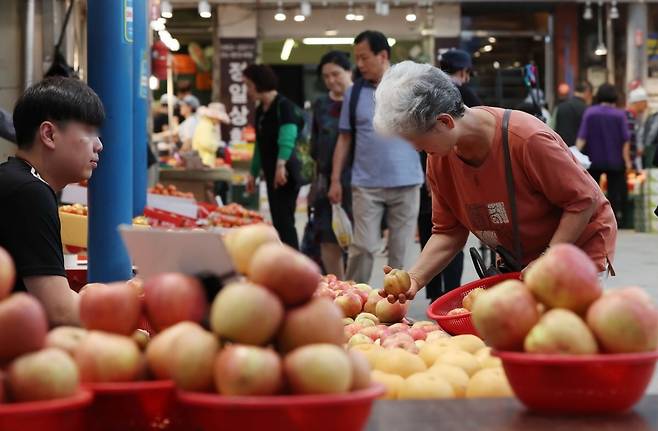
[178,95,201,152]
[192,102,230,167]
[553,81,593,147]
[626,87,650,169]
[439,49,482,108]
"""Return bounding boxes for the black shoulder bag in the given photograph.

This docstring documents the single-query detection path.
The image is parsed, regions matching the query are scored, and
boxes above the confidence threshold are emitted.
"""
[470,109,524,278]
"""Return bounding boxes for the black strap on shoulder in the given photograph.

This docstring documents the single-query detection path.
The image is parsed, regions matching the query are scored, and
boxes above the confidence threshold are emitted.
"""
[348,78,365,162]
[502,109,522,263]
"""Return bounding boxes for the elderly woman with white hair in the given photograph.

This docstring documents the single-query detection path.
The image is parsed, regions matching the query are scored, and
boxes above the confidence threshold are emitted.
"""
[374,61,617,304]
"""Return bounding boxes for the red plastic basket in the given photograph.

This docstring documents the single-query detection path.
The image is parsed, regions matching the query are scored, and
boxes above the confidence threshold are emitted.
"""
[494,350,658,413]
[0,390,92,431]
[178,383,385,431]
[84,380,182,431]
[427,273,521,335]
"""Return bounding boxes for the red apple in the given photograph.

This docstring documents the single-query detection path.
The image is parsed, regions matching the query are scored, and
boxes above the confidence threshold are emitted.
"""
[409,328,427,341]
[284,344,353,394]
[143,273,208,331]
[249,243,321,306]
[277,298,344,353]
[315,286,337,300]
[46,326,88,357]
[587,287,658,353]
[8,348,79,402]
[214,345,283,396]
[525,244,602,314]
[364,290,382,315]
[0,293,48,362]
[472,280,540,351]
[0,247,15,300]
[146,322,199,380]
[80,281,141,335]
[75,331,142,383]
[335,293,363,318]
[383,269,411,296]
[381,333,418,353]
[210,282,284,346]
[375,300,408,324]
[344,323,363,341]
[167,325,219,391]
[224,224,280,275]
[351,289,369,306]
[359,326,383,341]
[348,350,372,391]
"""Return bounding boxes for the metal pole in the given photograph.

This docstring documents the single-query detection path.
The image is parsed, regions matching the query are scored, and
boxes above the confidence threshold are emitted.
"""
[606,5,615,85]
[25,0,35,89]
[545,14,555,110]
[87,0,134,282]
[133,0,148,216]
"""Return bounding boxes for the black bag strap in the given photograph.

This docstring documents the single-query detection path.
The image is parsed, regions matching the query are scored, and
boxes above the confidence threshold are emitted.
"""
[348,78,365,164]
[502,109,523,263]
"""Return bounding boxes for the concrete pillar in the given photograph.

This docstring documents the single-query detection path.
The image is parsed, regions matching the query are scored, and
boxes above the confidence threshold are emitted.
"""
[87,1,134,283]
[626,2,648,87]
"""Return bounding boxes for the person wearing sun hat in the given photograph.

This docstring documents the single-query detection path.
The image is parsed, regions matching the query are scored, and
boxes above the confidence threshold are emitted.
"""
[193,102,230,167]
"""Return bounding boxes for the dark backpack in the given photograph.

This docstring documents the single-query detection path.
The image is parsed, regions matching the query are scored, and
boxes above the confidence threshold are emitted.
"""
[276,98,314,185]
[347,78,365,164]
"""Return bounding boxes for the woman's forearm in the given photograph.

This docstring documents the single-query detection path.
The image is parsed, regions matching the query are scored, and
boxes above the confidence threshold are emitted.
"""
[550,203,596,246]
[409,231,468,288]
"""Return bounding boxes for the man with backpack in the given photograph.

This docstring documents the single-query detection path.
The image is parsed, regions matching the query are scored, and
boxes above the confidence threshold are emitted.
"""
[328,30,424,283]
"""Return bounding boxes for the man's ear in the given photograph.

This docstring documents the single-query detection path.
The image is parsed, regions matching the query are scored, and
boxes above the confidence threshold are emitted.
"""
[39,121,57,150]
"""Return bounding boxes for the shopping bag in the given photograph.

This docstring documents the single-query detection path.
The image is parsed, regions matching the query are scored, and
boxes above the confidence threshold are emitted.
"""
[569,146,592,169]
[331,204,353,249]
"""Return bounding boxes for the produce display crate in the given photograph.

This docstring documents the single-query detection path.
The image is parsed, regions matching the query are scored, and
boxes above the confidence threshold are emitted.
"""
[60,211,88,249]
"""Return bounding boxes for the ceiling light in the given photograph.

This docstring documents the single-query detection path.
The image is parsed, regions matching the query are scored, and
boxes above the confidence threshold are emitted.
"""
[583,2,593,20]
[198,0,211,18]
[354,8,365,21]
[294,13,305,22]
[158,30,172,43]
[149,75,160,91]
[473,51,481,58]
[493,61,500,69]
[595,1,607,56]
[488,37,496,43]
[160,0,172,18]
[300,0,312,17]
[274,2,286,21]
[482,44,493,52]
[405,9,417,22]
[281,38,295,61]
[302,37,395,46]
[150,19,165,31]
[595,41,607,56]
[325,29,338,36]
[609,1,619,19]
[345,2,355,21]
[303,37,355,45]
[169,39,180,52]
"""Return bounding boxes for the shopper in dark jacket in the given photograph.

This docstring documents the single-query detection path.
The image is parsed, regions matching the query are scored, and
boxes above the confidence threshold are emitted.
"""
[554,81,592,147]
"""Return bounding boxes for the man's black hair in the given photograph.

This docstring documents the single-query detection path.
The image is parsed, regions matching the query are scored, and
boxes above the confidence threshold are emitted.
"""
[595,83,618,104]
[13,77,105,149]
[354,30,391,59]
[575,80,592,94]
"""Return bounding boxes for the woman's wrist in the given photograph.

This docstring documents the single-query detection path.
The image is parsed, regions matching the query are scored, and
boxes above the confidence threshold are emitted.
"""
[276,159,286,168]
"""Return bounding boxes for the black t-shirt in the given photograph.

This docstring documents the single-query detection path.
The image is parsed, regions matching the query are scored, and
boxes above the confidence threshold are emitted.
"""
[0,157,66,292]
[255,95,301,184]
[554,97,587,147]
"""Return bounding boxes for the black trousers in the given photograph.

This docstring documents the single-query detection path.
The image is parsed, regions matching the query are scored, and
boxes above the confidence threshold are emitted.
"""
[589,168,627,225]
[418,210,464,302]
[266,181,300,250]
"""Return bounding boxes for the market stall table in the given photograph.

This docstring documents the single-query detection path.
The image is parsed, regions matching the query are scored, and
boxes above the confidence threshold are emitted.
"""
[159,167,233,203]
[365,396,658,431]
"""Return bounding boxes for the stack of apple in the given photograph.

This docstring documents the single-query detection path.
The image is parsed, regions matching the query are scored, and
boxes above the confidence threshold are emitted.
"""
[0,247,82,404]
[315,270,412,324]
[472,244,658,355]
[140,224,372,396]
[349,329,512,400]
[447,287,487,316]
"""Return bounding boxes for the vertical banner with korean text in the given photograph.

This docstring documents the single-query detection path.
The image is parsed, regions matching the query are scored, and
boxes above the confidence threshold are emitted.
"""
[219,38,256,145]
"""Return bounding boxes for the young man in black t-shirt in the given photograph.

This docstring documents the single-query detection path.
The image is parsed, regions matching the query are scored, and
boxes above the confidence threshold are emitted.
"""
[0,77,104,325]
